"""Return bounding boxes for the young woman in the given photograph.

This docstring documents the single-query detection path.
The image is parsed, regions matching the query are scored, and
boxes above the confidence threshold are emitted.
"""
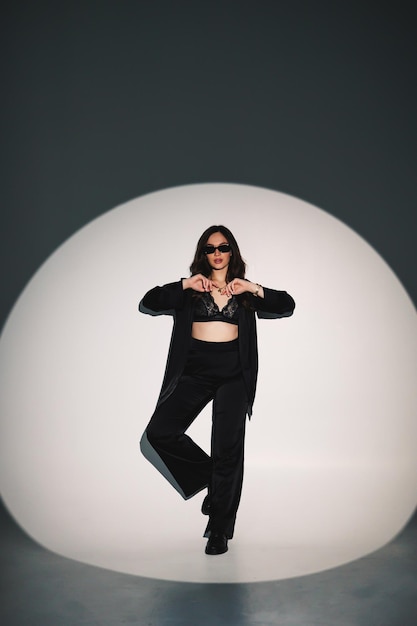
[139,225,295,555]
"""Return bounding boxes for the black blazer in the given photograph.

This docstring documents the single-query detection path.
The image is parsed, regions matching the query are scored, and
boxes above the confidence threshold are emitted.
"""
[139,280,295,417]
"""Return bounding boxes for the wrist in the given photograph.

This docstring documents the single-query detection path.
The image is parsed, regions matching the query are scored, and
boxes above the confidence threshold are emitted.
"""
[252,283,263,298]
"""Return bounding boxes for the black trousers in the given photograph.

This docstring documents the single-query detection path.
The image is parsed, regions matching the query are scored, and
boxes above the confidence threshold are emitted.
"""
[141,338,248,539]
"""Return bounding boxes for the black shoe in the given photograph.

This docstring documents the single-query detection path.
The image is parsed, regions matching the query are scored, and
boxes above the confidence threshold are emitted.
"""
[201,495,210,516]
[205,532,228,555]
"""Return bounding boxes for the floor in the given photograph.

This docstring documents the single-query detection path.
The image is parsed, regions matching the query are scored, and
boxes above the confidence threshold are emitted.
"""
[1,499,416,626]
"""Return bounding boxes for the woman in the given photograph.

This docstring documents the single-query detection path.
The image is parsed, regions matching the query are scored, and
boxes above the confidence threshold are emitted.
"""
[139,225,295,555]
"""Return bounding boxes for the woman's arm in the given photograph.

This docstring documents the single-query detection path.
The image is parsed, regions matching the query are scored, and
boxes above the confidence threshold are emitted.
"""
[221,278,295,318]
[139,280,185,313]
[140,273,220,314]
[254,286,295,317]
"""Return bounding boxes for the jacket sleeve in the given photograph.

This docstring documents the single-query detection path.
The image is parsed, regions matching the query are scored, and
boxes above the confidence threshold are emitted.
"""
[253,287,295,319]
[139,280,186,314]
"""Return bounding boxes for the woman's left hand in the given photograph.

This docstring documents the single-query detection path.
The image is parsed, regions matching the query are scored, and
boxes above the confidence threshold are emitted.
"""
[221,279,263,298]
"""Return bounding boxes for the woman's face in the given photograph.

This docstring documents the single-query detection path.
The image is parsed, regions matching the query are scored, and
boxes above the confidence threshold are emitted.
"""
[204,231,232,273]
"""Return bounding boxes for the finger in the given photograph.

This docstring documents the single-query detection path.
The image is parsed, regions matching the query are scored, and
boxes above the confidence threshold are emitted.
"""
[193,276,206,292]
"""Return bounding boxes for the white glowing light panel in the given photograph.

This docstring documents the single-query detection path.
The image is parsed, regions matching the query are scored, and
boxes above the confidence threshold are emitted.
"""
[0,183,416,583]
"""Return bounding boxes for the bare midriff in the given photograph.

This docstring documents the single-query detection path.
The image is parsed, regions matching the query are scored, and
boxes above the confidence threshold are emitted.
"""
[191,321,238,342]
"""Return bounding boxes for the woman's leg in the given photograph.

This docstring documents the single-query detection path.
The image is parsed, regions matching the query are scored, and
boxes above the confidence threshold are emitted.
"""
[141,374,215,499]
[204,374,248,540]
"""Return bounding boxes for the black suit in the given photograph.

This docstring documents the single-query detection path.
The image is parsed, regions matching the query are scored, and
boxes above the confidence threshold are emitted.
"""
[139,280,295,538]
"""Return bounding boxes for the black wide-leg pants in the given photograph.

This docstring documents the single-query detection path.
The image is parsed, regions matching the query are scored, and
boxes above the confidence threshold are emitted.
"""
[140,338,248,539]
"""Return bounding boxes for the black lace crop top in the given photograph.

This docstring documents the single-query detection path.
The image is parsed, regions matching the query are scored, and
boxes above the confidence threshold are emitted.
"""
[193,292,239,325]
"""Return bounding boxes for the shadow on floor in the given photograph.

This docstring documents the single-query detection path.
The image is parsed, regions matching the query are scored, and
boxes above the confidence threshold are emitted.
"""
[0,499,416,626]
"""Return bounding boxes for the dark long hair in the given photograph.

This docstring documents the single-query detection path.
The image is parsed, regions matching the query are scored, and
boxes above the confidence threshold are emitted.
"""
[189,225,246,282]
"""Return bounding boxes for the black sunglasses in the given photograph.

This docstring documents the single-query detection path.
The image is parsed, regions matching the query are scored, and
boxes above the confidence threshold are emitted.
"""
[203,244,231,254]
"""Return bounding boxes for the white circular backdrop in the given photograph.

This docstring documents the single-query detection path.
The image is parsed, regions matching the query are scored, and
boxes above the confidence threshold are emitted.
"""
[0,183,416,583]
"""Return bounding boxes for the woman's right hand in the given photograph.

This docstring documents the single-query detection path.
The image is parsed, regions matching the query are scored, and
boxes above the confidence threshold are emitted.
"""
[183,274,214,292]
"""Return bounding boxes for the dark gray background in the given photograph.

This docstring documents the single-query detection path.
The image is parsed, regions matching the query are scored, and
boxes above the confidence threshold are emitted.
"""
[1,3,417,623]
[1,0,416,334]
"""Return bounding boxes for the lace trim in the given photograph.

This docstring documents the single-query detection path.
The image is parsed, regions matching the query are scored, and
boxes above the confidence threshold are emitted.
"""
[195,292,239,320]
